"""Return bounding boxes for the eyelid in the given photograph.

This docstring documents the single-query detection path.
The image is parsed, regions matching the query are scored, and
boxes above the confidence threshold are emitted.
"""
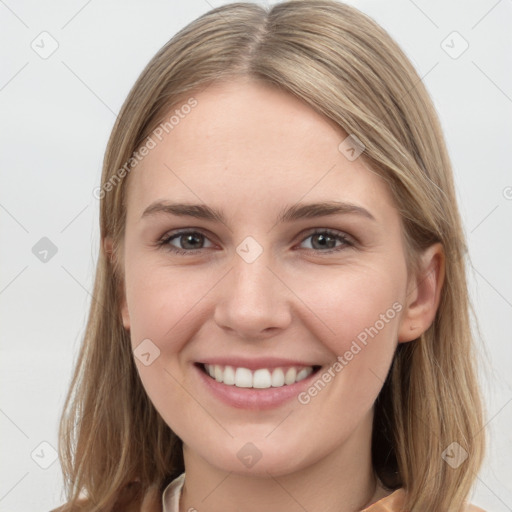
[157,228,216,251]
[157,227,356,255]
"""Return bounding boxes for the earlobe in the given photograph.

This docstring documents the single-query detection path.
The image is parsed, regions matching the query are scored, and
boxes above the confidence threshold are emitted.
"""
[120,299,131,331]
[103,236,114,258]
[103,236,131,331]
[398,243,445,343]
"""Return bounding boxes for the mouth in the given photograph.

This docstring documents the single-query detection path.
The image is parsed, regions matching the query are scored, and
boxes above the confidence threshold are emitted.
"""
[196,362,322,389]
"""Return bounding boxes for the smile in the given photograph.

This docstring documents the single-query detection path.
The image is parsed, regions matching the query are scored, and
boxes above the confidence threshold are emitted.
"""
[201,363,320,389]
[194,359,324,409]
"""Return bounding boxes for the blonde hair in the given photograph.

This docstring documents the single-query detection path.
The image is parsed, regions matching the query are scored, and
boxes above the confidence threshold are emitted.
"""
[55,1,486,510]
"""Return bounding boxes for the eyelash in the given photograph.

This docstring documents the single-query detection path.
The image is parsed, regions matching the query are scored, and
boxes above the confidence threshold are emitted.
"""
[156,228,355,256]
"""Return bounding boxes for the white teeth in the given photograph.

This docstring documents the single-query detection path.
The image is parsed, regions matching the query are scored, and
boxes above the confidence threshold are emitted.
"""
[203,364,316,389]
[253,369,272,389]
[234,367,252,388]
[271,368,285,387]
[223,365,236,385]
[296,367,313,381]
[284,367,297,385]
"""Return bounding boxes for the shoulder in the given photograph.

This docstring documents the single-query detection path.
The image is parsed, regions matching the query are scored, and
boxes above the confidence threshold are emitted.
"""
[50,500,91,512]
[50,480,163,512]
[363,488,488,512]
[464,504,487,512]
[138,483,162,512]
[114,480,162,512]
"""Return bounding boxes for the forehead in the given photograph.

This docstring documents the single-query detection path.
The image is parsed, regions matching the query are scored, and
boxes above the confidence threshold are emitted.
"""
[125,79,397,225]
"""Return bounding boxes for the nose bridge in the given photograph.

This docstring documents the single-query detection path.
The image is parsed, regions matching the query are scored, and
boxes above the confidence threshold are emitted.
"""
[234,246,275,301]
[213,236,291,336]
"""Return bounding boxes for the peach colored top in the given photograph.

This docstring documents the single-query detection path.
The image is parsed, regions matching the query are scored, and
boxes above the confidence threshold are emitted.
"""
[160,473,487,512]
[50,474,487,511]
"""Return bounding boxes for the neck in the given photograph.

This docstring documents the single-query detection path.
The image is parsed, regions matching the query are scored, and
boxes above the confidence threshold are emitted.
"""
[179,409,388,512]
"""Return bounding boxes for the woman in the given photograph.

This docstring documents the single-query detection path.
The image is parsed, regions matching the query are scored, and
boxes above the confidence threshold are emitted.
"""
[53,1,487,511]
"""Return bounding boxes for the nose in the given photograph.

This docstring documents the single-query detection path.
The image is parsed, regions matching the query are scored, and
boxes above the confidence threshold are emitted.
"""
[213,248,292,340]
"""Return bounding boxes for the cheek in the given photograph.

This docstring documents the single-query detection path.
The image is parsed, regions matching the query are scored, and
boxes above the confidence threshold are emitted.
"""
[123,262,202,430]
[290,269,403,435]
[124,259,213,350]
[295,264,403,347]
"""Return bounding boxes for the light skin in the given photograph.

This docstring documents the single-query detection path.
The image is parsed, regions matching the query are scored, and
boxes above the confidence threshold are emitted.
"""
[105,78,444,512]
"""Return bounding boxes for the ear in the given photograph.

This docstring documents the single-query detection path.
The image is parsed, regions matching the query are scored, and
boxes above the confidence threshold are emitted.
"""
[103,236,131,331]
[398,242,445,343]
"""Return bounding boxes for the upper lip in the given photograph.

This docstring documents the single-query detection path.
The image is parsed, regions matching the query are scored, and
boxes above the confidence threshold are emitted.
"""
[197,357,322,371]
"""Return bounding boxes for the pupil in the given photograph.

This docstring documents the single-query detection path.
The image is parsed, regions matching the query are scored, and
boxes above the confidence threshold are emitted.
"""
[183,233,202,249]
[179,233,337,250]
[315,234,334,249]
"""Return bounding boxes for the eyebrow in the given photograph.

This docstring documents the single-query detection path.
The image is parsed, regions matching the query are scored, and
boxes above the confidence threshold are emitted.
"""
[141,200,376,224]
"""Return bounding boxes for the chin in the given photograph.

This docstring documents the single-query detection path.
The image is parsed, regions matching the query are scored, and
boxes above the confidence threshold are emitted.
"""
[195,437,318,478]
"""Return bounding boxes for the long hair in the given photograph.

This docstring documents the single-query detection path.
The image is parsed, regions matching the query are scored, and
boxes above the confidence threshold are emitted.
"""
[54,2,486,510]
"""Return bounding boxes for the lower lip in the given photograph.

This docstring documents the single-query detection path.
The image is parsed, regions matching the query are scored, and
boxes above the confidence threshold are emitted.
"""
[194,364,321,410]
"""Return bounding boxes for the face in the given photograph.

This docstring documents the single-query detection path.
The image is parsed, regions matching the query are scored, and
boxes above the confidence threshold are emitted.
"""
[116,78,421,477]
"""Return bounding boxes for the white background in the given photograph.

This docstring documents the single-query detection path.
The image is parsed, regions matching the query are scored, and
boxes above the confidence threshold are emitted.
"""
[0,1,511,511]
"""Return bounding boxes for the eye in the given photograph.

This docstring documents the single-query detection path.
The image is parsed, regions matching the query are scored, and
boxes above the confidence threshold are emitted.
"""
[298,229,354,253]
[157,230,215,255]
[157,228,354,256]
